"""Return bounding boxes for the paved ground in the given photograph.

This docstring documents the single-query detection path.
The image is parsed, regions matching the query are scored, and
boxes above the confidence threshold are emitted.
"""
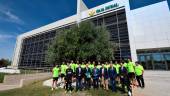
[134,71,170,96]
[0,72,51,91]
[44,71,170,96]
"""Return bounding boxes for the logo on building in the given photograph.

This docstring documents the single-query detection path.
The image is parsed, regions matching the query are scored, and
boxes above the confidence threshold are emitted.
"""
[89,10,96,17]
[88,3,119,17]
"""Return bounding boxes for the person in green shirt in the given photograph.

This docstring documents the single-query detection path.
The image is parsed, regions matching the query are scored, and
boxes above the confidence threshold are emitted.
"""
[89,61,94,71]
[70,60,76,73]
[52,64,60,90]
[135,61,145,88]
[115,61,121,75]
[97,61,102,69]
[60,62,67,86]
[75,61,79,69]
[105,62,110,70]
[81,61,86,69]
[126,59,136,87]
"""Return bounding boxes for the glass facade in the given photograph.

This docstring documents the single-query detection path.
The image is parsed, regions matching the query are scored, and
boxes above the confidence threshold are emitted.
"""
[18,9,131,69]
[18,25,73,69]
[91,9,131,60]
[137,48,170,70]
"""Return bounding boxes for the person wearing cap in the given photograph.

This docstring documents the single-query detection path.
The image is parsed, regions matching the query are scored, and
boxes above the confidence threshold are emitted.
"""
[100,64,109,90]
[52,64,60,90]
[135,61,145,88]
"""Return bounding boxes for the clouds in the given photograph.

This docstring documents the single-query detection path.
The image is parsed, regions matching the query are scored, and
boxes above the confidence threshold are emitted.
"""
[0,4,24,25]
[0,34,16,40]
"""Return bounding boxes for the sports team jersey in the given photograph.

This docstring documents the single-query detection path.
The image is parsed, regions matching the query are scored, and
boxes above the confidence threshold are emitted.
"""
[70,63,75,72]
[53,67,59,77]
[135,65,144,76]
[126,62,135,73]
[115,64,121,74]
[97,65,102,69]
[89,64,94,71]
[81,64,86,69]
[75,64,79,69]
[61,64,67,75]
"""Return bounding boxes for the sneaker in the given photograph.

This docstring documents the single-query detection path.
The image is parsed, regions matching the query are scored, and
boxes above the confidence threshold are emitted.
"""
[128,91,132,96]
[51,88,54,91]
[69,91,72,93]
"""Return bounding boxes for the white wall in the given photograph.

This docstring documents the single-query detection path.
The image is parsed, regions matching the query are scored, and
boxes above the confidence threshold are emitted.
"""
[126,1,170,61]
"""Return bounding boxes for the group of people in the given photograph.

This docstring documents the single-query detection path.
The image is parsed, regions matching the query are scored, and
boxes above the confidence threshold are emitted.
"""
[51,59,145,95]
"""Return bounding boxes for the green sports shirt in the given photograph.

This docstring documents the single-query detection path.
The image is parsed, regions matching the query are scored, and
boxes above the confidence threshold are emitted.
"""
[115,64,121,74]
[61,64,67,75]
[126,62,135,73]
[135,65,144,76]
[53,67,59,77]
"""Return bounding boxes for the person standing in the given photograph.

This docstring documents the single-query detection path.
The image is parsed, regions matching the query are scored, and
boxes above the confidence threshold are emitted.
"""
[89,61,94,72]
[84,63,91,90]
[108,63,117,92]
[92,64,100,89]
[65,64,73,93]
[100,64,109,90]
[119,62,132,94]
[125,59,136,86]
[60,62,67,85]
[81,61,86,89]
[115,61,121,86]
[70,60,76,74]
[75,63,84,91]
[52,64,60,90]
[135,61,145,88]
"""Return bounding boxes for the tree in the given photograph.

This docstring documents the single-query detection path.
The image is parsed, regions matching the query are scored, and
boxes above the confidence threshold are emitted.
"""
[46,21,117,64]
[0,58,11,67]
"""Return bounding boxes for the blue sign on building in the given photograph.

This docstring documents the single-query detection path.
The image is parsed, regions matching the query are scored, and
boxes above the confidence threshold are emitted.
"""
[129,0,166,10]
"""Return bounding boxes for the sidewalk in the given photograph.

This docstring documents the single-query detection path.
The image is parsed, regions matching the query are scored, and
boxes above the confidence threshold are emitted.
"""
[0,73,51,91]
[134,71,170,96]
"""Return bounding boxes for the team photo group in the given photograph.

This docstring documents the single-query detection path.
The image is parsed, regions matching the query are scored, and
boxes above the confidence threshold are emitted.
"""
[51,59,145,96]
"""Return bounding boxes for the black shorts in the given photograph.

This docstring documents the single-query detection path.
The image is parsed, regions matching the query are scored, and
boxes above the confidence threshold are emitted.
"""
[61,74,65,78]
[128,72,135,79]
[53,77,58,81]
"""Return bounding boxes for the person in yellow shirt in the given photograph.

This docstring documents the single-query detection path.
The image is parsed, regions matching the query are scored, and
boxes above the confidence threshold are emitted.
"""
[135,61,145,88]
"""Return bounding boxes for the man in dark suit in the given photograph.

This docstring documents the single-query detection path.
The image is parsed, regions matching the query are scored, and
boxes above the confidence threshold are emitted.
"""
[108,63,117,92]
[119,61,132,94]
[92,64,100,89]
[75,63,84,91]
[100,64,109,90]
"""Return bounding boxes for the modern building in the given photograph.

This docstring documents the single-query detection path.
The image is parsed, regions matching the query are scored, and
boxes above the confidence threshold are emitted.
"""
[12,0,170,70]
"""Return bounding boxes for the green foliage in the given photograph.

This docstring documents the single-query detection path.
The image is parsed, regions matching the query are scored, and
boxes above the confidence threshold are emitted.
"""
[0,73,5,83]
[46,21,117,64]
[0,58,11,67]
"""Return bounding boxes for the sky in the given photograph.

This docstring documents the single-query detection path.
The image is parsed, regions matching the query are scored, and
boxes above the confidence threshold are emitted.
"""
[0,0,112,60]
